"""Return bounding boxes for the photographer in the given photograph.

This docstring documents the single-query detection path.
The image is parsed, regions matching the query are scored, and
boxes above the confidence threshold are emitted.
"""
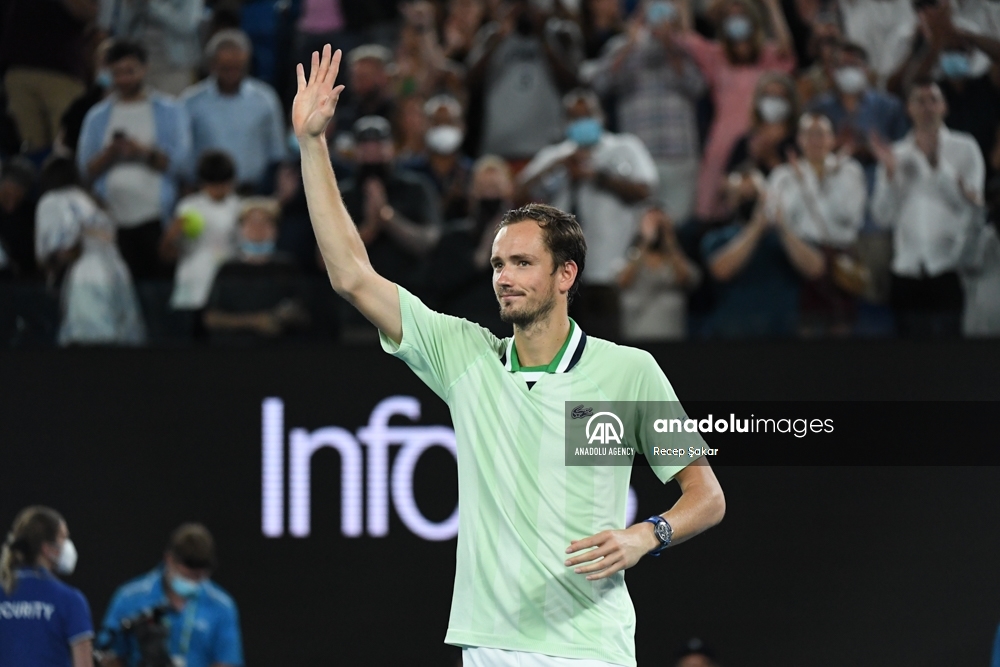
[0,506,93,667]
[98,524,243,667]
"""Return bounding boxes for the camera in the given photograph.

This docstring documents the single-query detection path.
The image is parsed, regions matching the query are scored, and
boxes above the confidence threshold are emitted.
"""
[94,604,175,667]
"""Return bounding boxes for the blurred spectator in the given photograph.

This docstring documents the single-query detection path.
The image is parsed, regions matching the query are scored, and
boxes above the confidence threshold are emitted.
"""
[335,45,396,139]
[428,154,513,334]
[673,637,719,667]
[580,0,624,59]
[837,0,916,88]
[726,72,800,177]
[57,39,115,158]
[98,0,204,96]
[77,40,192,281]
[675,0,796,222]
[98,523,243,667]
[340,116,442,292]
[466,0,583,164]
[160,150,240,321]
[517,89,658,340]
[34,156,146,346]
[871,78,984,337]
[393,1,467,102]
[0,0,95,153]
[616,202,701,340]
[182,30,288,193]
[767,113,867,335]
[700,167,825,337]
[442,0,489,64]
[591,0,706,223]
[0,157,39,280]
[203,197,310,344]
[960,178,1000,336]
[394,94,429,161]
[399,94,474,221]
[810,42,910,175]
[795,11,841,106]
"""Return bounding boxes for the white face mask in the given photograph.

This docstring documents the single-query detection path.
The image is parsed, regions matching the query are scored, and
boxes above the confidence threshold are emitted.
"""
[757,96,791,123]
[834,66,868,95]
[425,125,464,155]
[56,539,77,575]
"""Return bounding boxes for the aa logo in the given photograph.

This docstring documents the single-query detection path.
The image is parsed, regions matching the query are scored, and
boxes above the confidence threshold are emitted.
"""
[585,412,624,445]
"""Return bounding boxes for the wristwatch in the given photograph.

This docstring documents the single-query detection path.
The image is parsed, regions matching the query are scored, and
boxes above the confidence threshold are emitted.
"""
[642,516,673,556]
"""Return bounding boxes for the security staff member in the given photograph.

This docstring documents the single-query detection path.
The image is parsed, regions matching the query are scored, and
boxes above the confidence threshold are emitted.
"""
[0,506,94,667]
[99,523,243,667]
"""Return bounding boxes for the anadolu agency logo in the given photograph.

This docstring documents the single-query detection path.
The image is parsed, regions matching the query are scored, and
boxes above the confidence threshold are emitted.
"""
[585,411,625,445]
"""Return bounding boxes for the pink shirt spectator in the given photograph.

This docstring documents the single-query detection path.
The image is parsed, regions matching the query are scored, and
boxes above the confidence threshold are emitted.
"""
[682,33,794,221]
[298,0,345,34]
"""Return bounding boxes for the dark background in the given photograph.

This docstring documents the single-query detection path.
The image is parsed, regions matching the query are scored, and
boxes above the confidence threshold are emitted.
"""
[2,340,999,667]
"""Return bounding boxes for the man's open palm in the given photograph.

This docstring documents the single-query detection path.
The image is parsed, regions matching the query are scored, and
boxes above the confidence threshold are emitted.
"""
[292,45,346,139]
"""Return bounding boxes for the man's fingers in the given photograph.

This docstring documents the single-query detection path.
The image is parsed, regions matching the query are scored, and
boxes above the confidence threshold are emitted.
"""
[296,63,306,92]
[318,44,332,85]
[326,48,342,87]
[308,51,319,85]
[566,532,606,554]
[565,543,614,567]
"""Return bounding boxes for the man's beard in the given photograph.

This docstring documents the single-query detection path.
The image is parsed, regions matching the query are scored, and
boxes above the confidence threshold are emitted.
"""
[498,288,556,329]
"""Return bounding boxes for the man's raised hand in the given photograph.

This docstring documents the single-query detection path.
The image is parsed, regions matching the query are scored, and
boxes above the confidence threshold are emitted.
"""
[292,45,346,140]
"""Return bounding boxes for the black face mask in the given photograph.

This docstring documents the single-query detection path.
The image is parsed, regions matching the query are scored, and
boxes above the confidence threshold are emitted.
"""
[477,198,505,225]
[355,163,391,185]
[737,199,757,222]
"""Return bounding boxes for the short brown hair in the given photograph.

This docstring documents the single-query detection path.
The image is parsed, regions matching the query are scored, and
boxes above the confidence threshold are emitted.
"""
[498,203,587,303]
[168,523,216,571]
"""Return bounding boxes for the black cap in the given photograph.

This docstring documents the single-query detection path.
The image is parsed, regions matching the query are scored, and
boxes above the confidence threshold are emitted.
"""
[353,115,392,143]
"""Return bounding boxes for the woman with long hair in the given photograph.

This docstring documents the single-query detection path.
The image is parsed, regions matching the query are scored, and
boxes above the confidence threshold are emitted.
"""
[0,506,93,667]
[674,0,796,222]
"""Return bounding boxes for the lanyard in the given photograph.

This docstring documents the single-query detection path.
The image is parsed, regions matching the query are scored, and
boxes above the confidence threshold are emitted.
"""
[164,599,199,658]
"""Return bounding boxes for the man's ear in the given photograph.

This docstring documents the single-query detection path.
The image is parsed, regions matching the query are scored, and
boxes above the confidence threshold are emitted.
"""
[559,260,579,294]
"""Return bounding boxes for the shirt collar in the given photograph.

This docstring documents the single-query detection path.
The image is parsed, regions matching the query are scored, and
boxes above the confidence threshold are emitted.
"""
[501,319,587,374]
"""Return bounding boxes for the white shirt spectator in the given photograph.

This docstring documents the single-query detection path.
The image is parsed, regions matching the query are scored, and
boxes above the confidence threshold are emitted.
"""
[170,191,241,309]
[766,155,867,248]
[104,101,163,226]
[520,133,659,284]
[34,186,146,346]
[961,222,1000,336]
[838,0,917,88]
[871,127,985,277]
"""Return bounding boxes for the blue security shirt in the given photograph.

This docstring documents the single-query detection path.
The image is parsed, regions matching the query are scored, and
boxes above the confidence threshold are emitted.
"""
[0,567,94,667]
[99,566,243,667]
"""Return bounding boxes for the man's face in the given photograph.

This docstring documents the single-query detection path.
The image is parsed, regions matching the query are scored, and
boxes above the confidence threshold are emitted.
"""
[471,165,512,200]
[213,46,248,90]
[797,117,835,163]
[0,179,27,214]
[907,84,946,128]
[165,553,210,585]
[351,59,387,98]
[491,220,567,327]
[110,56,146,97]
[240,210,278,244]
[834,49,867,73]
[676,655,715,667]
[566,98,594,123]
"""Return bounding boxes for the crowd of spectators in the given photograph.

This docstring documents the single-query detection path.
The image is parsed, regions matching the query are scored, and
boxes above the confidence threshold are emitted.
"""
[1,0,999,346]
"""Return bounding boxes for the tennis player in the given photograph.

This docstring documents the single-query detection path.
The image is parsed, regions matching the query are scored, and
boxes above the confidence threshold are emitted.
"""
[293,46,726,667]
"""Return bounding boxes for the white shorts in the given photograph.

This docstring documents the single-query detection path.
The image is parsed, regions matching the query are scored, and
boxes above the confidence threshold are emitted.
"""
[461,647,628,667]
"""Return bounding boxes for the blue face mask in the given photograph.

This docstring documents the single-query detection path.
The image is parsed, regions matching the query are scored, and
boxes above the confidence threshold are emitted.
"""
[566,118,603,147]
[241,240,276,257]
[170,573,202,599]
[646,0,677,26]
[724,15,752,42]
[95,69,112,88]
[939,51,971,79]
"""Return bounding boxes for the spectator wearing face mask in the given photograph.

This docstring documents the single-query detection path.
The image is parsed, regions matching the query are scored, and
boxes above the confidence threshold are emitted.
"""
[202,197,310,344]
[837,0,917,89]
[810,41,910,179]
[699,166,825,338]
[0,506,92,667]
[725,72,800,178]
[673,0,795,223]
[339,115,442,293]
[590,0,706,224]
[517,88,658,341]
[399,94,474,221]
[427,154,514,335]
[98,524,243,667]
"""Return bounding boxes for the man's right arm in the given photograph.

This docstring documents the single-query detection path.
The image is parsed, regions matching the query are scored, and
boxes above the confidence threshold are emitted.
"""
[294,46,402,344]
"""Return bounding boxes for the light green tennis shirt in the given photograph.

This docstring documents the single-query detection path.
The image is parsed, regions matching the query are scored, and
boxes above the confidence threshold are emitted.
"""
[379,286,695,667]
